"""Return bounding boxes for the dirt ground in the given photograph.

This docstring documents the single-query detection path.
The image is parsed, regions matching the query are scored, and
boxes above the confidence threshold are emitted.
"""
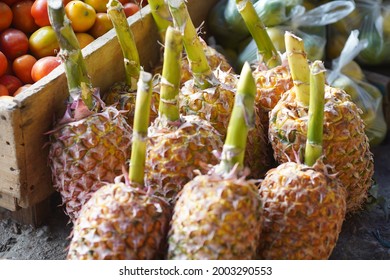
[0,137,389,260]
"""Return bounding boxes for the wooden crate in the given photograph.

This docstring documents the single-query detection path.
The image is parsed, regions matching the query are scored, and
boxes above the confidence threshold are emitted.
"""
[0,0,218,224]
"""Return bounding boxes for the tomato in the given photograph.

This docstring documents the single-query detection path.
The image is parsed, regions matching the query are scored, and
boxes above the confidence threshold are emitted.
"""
[0,74,23,95]
[29,26,60,59]
[11,0,39,34]
[31,0,50,27]
[13,83,32,96]
[65,1,97,32]
[31,56,61,82]
[75,32,95,48]
[12,54,37,84]
[123,3,140,17]
[0,28,29,60]
[89,13,113,38]
[0,84,9,96]
[2,0,20,6]
[0,51,8,77]
[84,0,109,13]
[0,2,13,32]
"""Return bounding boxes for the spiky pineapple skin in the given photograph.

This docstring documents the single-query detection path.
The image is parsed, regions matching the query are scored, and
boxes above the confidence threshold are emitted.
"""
[253,63,293,133]
[269,85,374,213]
[49,106,132,222]
[67,182,171,260]
[168,174,262,260]
[259,161,346,260]
[102,81,160,125]
[145,115,223,206]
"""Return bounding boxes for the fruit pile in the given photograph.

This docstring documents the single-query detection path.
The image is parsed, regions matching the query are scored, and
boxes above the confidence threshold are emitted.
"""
[47,0,375,260]
[0,0,145,98]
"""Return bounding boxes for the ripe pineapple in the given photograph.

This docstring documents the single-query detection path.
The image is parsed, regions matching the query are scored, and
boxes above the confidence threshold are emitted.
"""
[102,0,160,125]
[269,32,374,213]
[168,0,270,178]
[67,71,171,260]
[144,26,223,206]
[259,61,346,259]
[168,63,263,260]
[47,0,132,222]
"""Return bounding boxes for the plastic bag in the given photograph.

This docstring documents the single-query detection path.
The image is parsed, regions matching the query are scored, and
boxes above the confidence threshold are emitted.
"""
[327,0,390,65]
[327,30,387,146]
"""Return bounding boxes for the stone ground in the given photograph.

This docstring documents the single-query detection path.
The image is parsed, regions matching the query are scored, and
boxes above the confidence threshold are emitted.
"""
[0,136,389,260]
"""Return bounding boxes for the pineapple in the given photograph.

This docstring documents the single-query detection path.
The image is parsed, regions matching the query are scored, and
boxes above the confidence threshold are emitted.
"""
[168,63,263,260]
[145,26,223,206]
[259,61,346,259]
[47,0,132,222]
[102,0,160,125]
[67,71,171,260]
[269,32,374,213]
[168,0,270,178]
[149,0,233,86]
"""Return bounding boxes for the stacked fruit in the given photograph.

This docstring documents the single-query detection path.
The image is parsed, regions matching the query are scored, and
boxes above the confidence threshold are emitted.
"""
[0,0,144,98]
[47,0,376,260]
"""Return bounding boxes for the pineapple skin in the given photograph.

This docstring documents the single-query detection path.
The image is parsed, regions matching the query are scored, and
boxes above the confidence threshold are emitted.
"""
[49,106,132,222]
[67,182,171,260]
[259,161,346,260]
[269,85,374,213]
[102,81,160,125]
[145,115,223,206]
[168,174,263,260]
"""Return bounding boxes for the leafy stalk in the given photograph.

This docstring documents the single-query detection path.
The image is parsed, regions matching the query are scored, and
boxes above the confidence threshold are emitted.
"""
[304,61,326,167]
[217,62,256,174]
[236,0,280,68]
[158,26,183,122]
[48,0,94,110]
[167,0,215,89]
[148,0,172,42]
[107,0,140,91]
[285,32,310,106]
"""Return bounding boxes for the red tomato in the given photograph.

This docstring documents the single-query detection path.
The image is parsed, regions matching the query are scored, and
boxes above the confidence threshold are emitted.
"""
[0,84,9,96]
[31,0,50,27]
[2,0,20,6]
[0,2,13,32]
[0,74,23,95]
[123,3,140,17]
[0,51,8,77]
[11,0,39,34]
[0,28,29,61]
[31,56,61,82]
[12,54,37,84]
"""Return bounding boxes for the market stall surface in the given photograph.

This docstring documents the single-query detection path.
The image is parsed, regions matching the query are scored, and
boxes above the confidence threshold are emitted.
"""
[0,137,389,260]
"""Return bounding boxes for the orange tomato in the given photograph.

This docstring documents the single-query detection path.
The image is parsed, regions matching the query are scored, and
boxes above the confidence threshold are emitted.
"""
[0,84,9,96]
[13,84,32,96]
[65,1,97,32]
[31,56,61,82]
[12,54,37,84]
[29,26,60,58]
[0,51,8,77]
[0,2,13,32]
[11,0,39,34]
[75,32,95,48]
[89,12,113,38]
[84,0,109,13]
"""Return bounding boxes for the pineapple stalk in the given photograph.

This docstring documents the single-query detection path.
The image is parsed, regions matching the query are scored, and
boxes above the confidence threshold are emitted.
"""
[167,0,215,89]
[236,0,280,68]
[217,62,256,174]
[305,61,326,167]
[148,0,172,42]
[285,32,310,106]
[158,26,183,122]
[107,0,140,91]
[129,71,153,185]
[48,0,94,110]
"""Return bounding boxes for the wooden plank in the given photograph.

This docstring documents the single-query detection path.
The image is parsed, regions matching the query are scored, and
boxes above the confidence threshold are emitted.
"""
[0,192,18,211]
[10,198,51,227]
